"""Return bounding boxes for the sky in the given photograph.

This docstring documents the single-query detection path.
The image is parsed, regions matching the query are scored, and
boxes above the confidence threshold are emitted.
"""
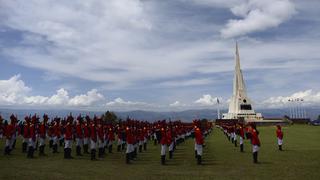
[0,0,320,111]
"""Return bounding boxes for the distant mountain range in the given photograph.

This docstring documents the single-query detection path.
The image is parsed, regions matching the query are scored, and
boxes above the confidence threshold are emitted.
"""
[1,107,319,122]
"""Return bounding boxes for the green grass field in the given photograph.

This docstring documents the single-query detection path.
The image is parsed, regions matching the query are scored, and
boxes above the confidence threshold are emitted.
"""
[0,125,319,180]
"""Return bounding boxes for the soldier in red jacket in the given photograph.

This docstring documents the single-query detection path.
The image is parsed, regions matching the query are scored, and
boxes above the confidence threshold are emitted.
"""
[107,126,115,153]
[248,123,261,164]
[39,114,49,156]
[276,125,284,151]
[83,115,90,154]
[52,117,61,153]
[4,120,14,155]
[22,116,30,153]
[64,114,74,159]
[194,125,204,165]
[160,126,167,165]
[239,123,245,152]
[126,126,134,164]
[27,115,37,158]
[167,127,174,159]
[90,121,98,160]
[116,126,123,152]
[97,122,105,158]
[75,115,83,156]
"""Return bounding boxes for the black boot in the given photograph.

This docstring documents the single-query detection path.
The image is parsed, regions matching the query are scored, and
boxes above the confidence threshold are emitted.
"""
[22,142,27,153]
[91,149,97,160]
[195,150,197,158]
[109,145,112,153]
[161,155,166,165]
[76,146,82,156]
[12,139,16,149]
[231,138,234,143]
[126,153,131,164]
[279,145,282,151]
[144,143,147,151]
[49,140,53,148]
[121,143,125,151]
[234,140,237,147]
[27,146,34,158]
[35,141,39,151]
[154,139,157,145]
[83,144,89,154]
[4,146,10,155]
[53,144,58,153]
[129,152,134,160]
[117,145,121,152]
[59,139,64,146]
[240,144,244,152]
[68,148,74,159]
[253,152,258,163]
[134,148,137,158]
[39,145,45,156]
[98,148,104,158]
[169,151,173,159]
[64,148,68,159]
[197,155,202,165]
[139,145,142,153]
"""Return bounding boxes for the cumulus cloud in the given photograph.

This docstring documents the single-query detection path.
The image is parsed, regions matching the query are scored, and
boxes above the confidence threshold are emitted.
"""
[220,0,296,38]
[0,75,104,107]
[106,98,148,107]
[194,94,218,106]
[169,101,187,107]
[262,89,320,108]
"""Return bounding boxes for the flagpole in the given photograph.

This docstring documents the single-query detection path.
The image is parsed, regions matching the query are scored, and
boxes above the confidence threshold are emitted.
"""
[217,98,220,119]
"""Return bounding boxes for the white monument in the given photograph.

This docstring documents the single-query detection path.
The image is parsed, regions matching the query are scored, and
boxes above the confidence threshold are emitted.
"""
[222,43,263,121]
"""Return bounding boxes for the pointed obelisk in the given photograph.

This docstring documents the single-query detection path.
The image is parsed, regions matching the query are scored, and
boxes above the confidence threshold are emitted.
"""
[223,42,263,121]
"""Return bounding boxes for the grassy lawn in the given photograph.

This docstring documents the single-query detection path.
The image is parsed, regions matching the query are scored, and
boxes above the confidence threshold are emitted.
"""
[0,124,319,180]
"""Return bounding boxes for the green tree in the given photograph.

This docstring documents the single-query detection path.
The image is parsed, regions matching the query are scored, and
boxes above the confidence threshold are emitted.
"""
[102,111,118,125]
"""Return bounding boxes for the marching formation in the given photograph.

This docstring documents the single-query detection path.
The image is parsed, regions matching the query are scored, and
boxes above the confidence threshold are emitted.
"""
[0,113,213,165]
[217,122,285,164]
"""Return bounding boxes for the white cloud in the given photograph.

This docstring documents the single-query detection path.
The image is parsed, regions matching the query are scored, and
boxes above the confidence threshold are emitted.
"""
[0,75,104,107]
[194,94,218,106]
[220,0,296,38]
[169,101,186,107]
[106,98,147,107]
[262,89,320,108]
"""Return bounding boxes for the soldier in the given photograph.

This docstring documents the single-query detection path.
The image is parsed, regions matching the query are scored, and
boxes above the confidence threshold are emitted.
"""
[239,123,245,152]
[125,125,134,164]
[22,116,30,153]
[248,123,261,164]
[75,115,83,156]
[90,120,98,160]
[27,115,37,158]
[97,121,105,158]
[83,115,90,154]
[52,117,60,153]
[64,115,73,159]
[194,124,204,165]
[4,119,13,155]
[167,126,174,159]
[39,114,49,156]
[117,125,123,152]
[276,125,284,151]
[160,126,167,165]
[233,124,237,147]
[107,126,115,153]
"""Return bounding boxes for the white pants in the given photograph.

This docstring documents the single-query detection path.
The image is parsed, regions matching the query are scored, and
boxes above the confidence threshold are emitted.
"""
[169,142,174,151]
[233,133,237,141]
[108,140,113,146]
[64,140,72,149]
[126,143,134,153]
[98,139,104,148]
[76,138,83,146]
[53,136,58,145]
[5,138,12,148]
[196,144,203,156]
[39,138,45,146]
[252,145,259,153]
[90,140,97,150]
[83,138,89,145]
[117,139,123,145]
[161,144,167,156]
[239,136,244,145]
[278,138,283,145]
[28,138,36,148]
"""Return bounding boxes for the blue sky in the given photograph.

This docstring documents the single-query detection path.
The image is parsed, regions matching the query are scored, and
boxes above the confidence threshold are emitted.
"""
[0,0,320,111]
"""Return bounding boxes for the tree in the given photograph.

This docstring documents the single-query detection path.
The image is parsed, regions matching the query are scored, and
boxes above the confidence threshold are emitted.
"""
[102,111,118,125]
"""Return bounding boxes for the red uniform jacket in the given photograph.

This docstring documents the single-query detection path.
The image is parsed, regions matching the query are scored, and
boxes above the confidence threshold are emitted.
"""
[29,125,36,141]
[65,124,73,140]
[23,124,30,139]
[251,129,260,146]
[167,130,173,145]
[276,129,283,139]
[76,124,83,139]
[53,124,61,138]
[160,129,167,145]
[195,128,204,145]
[108,129,115,141]
[90,125,97,142]
[4,124,14,139]
[98,126,104,141]
[239,127,245,138]
[83,124,90,138]
[39,123,46,139]
[126,128,134,144]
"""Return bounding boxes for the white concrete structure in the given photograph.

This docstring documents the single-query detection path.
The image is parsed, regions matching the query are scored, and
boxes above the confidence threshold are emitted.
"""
[223,43,263,121]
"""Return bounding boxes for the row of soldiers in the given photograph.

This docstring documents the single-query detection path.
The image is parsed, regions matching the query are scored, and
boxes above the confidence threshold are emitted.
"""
[0,114,213,165]
[217,122,284,164]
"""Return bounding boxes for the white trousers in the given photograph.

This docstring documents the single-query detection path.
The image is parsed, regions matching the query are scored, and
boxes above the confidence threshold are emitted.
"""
[64,140,72,149]
[239,136,244,145]
[126,143,134,153]
[196,144,203,156]
[169,142,174,151]
[28,138,36,148]
[39,138,45,146]
[83,138,89,145]
[278,138,283,145]
[252,145,259,153]
[161,144,167,155]
[90,140,97,150]
[76,138,83,146]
